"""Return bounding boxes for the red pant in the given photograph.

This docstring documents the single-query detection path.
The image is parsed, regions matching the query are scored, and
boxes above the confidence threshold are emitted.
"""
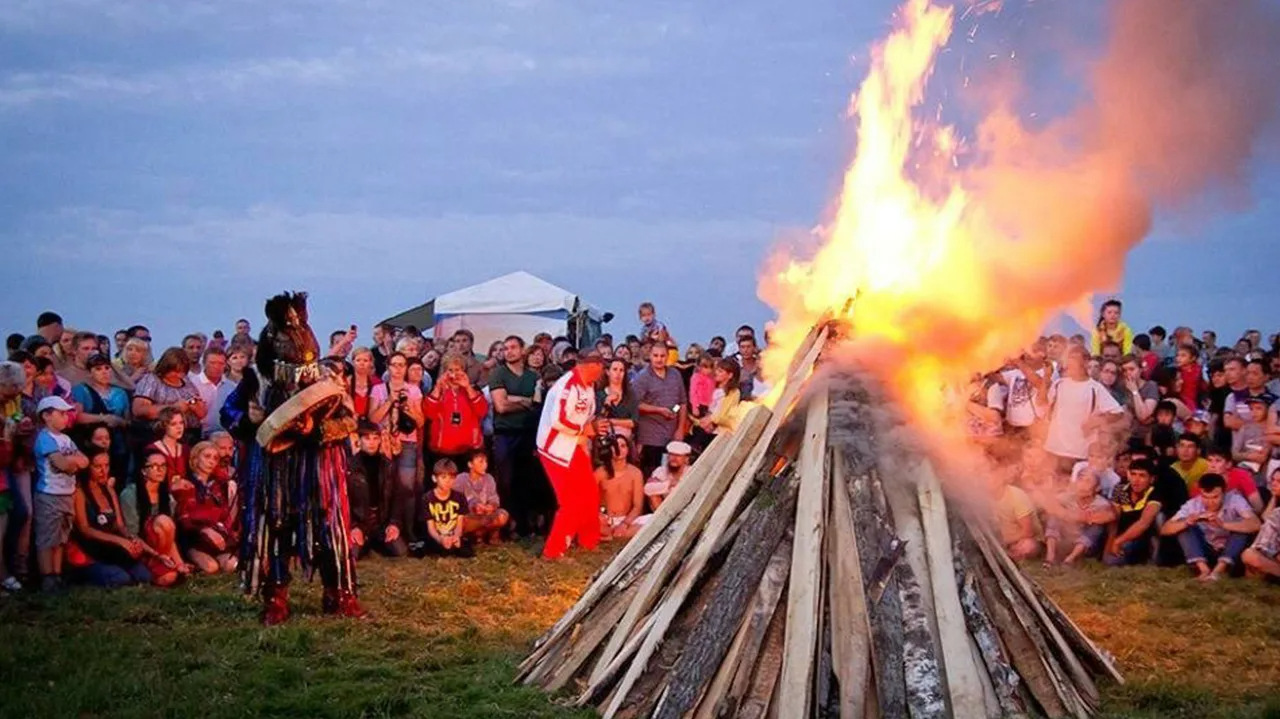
[540,449,600,559]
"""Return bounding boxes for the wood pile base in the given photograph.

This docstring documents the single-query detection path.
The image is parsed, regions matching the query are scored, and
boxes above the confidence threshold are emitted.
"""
[518,324,1122,718]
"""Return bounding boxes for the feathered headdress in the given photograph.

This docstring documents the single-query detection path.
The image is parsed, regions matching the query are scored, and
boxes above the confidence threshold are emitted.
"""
[257,291,319,377]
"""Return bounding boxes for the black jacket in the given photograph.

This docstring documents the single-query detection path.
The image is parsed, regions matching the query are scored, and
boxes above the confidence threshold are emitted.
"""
[348,451,399,537]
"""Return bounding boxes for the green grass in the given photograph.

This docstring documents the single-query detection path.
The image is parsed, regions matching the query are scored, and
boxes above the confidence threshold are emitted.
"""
[2,545,1277,718]
[1031,563,1280,719]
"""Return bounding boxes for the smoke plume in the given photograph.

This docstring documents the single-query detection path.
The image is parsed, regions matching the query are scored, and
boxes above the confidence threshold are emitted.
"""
[760,0,1280,465]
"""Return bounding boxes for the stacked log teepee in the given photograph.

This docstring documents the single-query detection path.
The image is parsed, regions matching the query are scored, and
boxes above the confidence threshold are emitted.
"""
[518,320,1122,718]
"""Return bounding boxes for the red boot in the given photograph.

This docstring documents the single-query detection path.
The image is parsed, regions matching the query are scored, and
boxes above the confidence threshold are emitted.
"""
[324,586,367,618]
[338,591,368,619]
[262,585,290,626]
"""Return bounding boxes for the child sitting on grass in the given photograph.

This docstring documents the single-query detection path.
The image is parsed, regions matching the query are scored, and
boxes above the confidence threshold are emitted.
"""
[1070,442,1121,497]
[423,459,474,558]
[1041,471,1116,567]
[456,450,508,545]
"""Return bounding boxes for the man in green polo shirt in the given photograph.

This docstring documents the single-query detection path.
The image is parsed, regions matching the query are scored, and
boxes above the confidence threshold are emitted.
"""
[488,335,545,537]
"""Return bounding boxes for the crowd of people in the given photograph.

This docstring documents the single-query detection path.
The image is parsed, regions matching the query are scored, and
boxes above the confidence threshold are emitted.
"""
[0,302,768,594]
[1,297,1276,602]
[978,300,1280,584]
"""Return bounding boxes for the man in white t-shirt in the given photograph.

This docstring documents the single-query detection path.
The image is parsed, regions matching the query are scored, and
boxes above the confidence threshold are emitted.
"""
[643,441,692,511]
[1035,345,1125,473]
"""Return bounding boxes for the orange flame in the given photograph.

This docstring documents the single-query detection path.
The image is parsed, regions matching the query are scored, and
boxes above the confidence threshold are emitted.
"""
[761,0,1086,437]
[760,0,1280,454]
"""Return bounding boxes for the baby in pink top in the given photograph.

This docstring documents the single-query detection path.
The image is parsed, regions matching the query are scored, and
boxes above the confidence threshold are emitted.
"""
[689,356,716,418]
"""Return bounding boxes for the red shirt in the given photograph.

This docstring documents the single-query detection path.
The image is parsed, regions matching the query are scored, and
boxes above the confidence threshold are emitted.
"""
[1140,351,1159,380]
[1178,363,1205,409]
[150,441,189,487]
[423,387,489,455]
[173,474,235,538]
[352,376,381,419]
[1191,467,1256,500]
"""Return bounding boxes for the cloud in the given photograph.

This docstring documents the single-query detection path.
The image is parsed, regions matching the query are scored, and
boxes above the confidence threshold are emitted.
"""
[0,46,652,110]
[21,205,776,280]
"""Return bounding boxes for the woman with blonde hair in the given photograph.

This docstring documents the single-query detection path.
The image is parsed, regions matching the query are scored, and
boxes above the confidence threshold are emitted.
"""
[172,441,238,575]
[113,337,152,387]
[350,347,381,420]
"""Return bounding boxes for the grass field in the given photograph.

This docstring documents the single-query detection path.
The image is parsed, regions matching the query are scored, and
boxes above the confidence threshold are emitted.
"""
[2,542,1278,719]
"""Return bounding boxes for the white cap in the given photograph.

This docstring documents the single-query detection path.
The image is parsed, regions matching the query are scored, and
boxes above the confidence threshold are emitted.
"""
[37,396,73,414]
[666,440,691,456]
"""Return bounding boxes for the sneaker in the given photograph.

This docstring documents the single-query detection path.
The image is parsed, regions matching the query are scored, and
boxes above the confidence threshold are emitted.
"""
[1,577,22,593]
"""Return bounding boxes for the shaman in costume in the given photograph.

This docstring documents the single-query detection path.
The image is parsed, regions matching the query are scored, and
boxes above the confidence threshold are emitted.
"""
[227,292,363,625]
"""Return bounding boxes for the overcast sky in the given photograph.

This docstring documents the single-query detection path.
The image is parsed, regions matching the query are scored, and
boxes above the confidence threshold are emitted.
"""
[3,0,1276,349]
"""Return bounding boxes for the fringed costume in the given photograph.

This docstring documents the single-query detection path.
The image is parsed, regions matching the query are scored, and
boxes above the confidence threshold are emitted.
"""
[230,292,363,625]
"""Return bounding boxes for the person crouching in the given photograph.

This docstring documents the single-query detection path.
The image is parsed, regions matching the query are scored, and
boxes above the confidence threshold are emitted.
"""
[1160,473,1261,581]
[457,450,508,545]
[348,420,408,559]
[423,459,474,558]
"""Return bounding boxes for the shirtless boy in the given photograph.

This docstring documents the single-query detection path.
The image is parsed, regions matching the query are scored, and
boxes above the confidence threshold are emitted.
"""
[597,435,647,540]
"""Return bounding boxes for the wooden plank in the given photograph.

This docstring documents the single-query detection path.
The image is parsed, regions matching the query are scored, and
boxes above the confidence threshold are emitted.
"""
[619,562,728,719]
[652,463,801,719]
[692,538,792,719]
[963,530,1064,717]
[950,519,1028,719]
[1027,579,1124,685]
[969,522,1088,718]
[776,390,830,717]
[600,328,830,719]
[542,588,635,692]
[830,377,908,718]
[881,472,947,719]
[976,522,1101,711]
[739,595,788,719]
[574,612,658,706]
[588,405,771,684]
[915,463,989,719]
[828,451,874,719]
[521,420,748,671]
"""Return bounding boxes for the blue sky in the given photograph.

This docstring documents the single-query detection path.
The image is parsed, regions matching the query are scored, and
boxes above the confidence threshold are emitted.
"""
[2,0,1277,349]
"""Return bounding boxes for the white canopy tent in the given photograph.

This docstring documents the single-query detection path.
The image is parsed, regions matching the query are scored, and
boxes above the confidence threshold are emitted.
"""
[383,271,610,351]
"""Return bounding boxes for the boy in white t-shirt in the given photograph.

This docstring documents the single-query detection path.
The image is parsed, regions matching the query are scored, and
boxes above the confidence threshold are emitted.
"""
[1034,346,1125,475]
[32,396,89,593]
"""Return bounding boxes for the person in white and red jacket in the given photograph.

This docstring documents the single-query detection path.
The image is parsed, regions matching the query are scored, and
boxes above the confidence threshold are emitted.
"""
[536,354,605,560]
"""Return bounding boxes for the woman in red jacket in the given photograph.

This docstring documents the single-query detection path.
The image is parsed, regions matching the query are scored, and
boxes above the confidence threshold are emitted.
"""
[424,354,489,472]
[172,441,238,575]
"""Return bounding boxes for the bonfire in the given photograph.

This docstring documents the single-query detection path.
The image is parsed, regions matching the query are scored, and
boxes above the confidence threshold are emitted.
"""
[521,0,1280,712]
[517,317,1120,718]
